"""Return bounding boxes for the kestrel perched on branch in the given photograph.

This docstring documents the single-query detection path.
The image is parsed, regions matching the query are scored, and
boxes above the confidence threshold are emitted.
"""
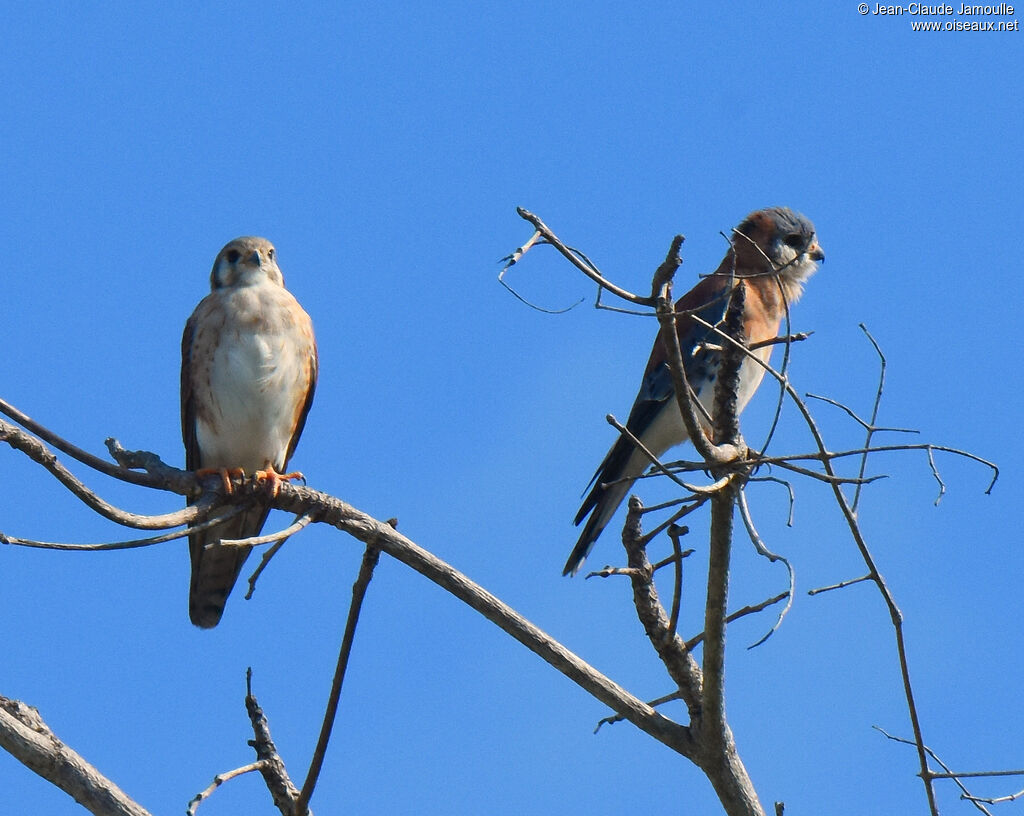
[564,207,824,576]
[181,237,318,627]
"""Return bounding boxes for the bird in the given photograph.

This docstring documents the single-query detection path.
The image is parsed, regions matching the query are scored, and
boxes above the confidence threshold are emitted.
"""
[564,207,824,576]
[181,237,318,627]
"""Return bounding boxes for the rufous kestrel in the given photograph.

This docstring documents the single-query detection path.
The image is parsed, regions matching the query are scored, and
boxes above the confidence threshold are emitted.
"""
[566,207,824,576]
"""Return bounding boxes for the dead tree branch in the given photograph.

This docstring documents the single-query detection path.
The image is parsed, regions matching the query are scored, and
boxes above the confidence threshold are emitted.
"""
[295,541,383,814]
[501,210,1000,816]
[0,696,152,816]
[244,670,303,814]
[0,405,696,773]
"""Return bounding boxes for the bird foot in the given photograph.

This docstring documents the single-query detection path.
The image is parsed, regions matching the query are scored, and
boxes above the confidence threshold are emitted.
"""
[195,467,246,494]
[253,466,305,498]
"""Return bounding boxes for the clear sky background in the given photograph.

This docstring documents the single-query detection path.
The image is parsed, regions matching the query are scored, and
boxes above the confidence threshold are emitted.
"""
[2,3,1020,814]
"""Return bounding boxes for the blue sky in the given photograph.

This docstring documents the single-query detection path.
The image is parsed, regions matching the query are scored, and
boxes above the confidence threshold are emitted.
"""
[2,2,1020,813]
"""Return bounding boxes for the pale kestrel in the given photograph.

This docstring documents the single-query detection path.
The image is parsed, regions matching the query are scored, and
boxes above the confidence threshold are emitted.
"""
[565,208,824,576]
[181,237,318,627]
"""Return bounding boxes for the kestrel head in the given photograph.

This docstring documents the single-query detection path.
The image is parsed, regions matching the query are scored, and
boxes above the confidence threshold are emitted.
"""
[730,207,825,300]
[210,236,285,290]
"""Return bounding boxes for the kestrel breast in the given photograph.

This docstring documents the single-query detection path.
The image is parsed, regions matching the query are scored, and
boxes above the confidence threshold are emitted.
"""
[194,284,313,472]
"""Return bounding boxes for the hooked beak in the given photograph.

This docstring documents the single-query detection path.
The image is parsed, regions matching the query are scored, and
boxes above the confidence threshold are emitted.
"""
[807,241,825,263]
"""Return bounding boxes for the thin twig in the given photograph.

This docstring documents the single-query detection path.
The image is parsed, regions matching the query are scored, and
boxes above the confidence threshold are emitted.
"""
[853,324,889,514]
[748,476,796,526]
[595,690,684,732]
[666,525,689,639]
[736,492,794,649]
[245,540,287,600]
[931,770,1024,779]
[684,592,792,652]
[926,446,947,505]
[807,574,873,596]
[619,497,704,718]
[760,458,887,486]
[873,726,994,816]
[498,229,543,268]
[221,512,316,548]
[804,393,918,436]
[964,788,1024,806]
[513,208,653,305]
[497,230,586,313]
[606,415,734,495]
[295,542,382,815]
[640,499,707,548]
[698,331,813,354]
[0,502,243,551]
[755,443,997,495]
[187,762,268,815]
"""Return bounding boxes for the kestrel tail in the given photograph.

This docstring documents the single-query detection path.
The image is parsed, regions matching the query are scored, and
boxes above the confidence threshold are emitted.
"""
[565,207,825,576]
[181,236,318,627]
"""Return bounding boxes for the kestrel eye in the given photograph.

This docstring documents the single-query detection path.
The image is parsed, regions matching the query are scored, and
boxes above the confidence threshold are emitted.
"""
[268,248,275,261]
[783,234,804,249]
[225,249,241,263]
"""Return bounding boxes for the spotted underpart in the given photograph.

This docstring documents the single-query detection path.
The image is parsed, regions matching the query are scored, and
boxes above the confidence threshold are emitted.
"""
[181,237,318,627]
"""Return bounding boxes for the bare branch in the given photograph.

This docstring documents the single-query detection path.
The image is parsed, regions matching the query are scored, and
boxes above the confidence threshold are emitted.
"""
[260,485,696,755]
[926,446,947,505]
[244,670,302,815]
[697,331,813,354]
[931,769,1024,780]
[499,228,543,268]
[748,476,796,526]
[674,300,949,813]
[497,229,586,313]
[639,499,709,549]
[701,477,737,748]
[221,512,316,548]
[805,392,919,436]
[187,762,269,816]
[0,695,153,816]
[684,593,791,652]
[853,323,891,514]
[873,726,995,815]
[606,414,734,495]
[666,524,690,639]
[512,208,654,305]
[595,690,684,732]
[700,268,748,761]
[0,397,172,490]
[1,502,243,551]
[758,457,887,486]
[618,496,768,816]
[654,279,740,466]
[807,574,873,596]
[649,234,685,300]
[736,492,794,649]
[245,540,287,599]
[755,443,997,495]
[964,788,1024,806]
[0,420,203,530]
[619,498,703,717]
[296,542,382,814]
